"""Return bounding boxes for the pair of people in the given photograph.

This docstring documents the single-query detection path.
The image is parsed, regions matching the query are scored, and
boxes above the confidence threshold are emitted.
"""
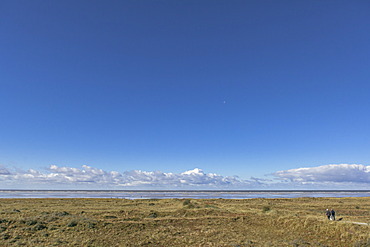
[325,208,336,220]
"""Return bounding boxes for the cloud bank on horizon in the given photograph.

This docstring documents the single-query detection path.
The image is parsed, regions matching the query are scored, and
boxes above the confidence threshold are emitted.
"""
[274,164,370,184]
[0,165,261,189]
[0,164,369,189]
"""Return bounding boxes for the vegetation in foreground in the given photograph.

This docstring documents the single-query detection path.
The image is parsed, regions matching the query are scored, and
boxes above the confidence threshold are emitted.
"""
[0,197,369,246]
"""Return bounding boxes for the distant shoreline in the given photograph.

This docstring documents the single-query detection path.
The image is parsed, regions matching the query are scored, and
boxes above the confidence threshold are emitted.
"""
[1,189,369,192]
[1,190,370,199]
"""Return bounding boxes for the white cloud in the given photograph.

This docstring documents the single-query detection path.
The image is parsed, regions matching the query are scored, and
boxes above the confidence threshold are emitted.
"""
[1,163,369,189]
[0,166,11,175]
[0,165,258,189]
[274,164,370,184]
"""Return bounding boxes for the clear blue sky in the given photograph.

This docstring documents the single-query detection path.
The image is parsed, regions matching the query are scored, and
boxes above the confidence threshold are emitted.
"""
[1,1,370,189]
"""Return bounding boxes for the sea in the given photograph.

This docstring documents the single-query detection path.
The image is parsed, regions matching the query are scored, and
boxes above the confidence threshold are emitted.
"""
[0,190,369,199]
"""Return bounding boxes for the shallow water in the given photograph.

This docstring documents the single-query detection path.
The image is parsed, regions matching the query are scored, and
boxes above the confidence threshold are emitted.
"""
[0,190,369,199]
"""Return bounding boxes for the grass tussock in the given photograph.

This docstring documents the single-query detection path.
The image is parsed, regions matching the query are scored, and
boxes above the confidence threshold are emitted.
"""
[0,197,368,246]
[262,205,271,212]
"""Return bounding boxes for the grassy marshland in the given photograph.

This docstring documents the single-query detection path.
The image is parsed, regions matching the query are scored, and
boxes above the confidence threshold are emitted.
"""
[0,197,369,246]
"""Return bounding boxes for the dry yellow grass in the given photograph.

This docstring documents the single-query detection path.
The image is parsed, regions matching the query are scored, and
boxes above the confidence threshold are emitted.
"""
[0,197,369,246]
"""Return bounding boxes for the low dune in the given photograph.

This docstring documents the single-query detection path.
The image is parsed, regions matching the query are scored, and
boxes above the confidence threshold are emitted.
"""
[0,197,369,246]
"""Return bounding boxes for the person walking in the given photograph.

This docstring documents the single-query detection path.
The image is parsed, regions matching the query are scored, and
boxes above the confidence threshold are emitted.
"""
[330,209,336,221]
[326,209,331,220]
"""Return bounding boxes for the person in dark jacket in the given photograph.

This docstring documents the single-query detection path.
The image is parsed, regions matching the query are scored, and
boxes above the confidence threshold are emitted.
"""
[325,209,331,220]
[330,209,336,220]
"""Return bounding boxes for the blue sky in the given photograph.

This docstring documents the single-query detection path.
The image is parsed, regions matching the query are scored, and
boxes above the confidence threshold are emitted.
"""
[1,1,370,189]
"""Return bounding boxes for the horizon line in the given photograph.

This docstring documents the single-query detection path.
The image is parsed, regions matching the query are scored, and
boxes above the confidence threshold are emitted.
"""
[1,189,369,192]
